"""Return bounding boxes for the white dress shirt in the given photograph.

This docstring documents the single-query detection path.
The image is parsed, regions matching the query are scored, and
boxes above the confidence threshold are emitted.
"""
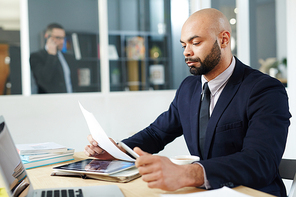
[201,56,236,116]
[198,56,236,189]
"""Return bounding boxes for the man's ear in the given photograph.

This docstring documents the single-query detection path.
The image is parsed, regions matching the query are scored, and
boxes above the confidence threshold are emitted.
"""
[220,31,231,48]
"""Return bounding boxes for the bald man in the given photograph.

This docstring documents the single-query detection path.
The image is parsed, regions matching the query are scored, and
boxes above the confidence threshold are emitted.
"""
[85,8,290,196]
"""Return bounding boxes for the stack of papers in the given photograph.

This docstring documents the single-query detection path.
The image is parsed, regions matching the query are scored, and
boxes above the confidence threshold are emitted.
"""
[16,142,74,169]
[161,187,252,197]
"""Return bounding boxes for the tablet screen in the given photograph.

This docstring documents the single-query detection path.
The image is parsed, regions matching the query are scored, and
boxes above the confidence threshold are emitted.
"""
[53,159,135,175]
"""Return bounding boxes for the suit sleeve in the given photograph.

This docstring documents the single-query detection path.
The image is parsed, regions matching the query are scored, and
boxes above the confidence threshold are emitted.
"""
[199,76,291,190]
[30,51,61,86]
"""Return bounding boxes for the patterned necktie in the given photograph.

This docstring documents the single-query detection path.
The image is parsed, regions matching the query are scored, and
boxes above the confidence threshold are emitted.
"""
[199,82,210,159]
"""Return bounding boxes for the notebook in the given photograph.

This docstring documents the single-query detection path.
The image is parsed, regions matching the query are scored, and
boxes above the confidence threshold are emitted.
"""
[0,116,124,197]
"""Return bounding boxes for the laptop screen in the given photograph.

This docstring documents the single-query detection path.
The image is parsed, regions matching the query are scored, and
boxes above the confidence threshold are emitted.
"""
[0,116,29,197]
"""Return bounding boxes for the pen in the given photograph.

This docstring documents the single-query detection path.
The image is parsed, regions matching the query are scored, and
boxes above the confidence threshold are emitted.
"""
[118,142,139,159]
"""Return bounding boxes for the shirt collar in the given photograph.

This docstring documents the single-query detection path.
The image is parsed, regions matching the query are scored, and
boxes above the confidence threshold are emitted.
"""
[201,56,236,96]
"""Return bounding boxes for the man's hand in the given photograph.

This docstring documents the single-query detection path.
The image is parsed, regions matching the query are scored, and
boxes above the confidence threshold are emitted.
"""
[46,37,58,55]
[84,134,124,160]
[134,147,204,191]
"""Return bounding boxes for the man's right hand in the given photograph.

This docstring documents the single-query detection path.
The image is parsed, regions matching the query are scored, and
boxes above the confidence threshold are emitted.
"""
[84,134,124,160]
[46,37,58,55]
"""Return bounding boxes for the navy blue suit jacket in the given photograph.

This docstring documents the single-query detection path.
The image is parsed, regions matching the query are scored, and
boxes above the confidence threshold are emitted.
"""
[123,57,291,196]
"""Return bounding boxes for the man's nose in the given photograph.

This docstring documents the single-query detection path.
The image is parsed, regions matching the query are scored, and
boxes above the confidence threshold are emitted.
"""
[183,46,193,57]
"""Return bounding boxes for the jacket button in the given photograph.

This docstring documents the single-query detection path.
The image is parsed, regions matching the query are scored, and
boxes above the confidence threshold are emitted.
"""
[220,182,234,188]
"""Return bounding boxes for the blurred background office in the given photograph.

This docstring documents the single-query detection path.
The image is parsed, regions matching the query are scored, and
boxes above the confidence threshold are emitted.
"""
[0,0,288,95]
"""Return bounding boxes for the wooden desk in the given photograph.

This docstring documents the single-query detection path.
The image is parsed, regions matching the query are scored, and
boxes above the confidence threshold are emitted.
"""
[26,152,275,197]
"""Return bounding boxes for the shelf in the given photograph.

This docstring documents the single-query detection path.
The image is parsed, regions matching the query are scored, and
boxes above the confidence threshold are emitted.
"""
[62,30,171,92]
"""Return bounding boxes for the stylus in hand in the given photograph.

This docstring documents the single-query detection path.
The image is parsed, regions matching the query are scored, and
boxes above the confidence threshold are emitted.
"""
[118,142,139,159]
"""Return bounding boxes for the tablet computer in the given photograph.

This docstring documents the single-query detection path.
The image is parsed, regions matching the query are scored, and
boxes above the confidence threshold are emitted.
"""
[53,159,135,175]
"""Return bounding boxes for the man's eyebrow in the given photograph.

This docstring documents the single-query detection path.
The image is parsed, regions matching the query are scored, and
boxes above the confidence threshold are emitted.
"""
[180,35,200,43]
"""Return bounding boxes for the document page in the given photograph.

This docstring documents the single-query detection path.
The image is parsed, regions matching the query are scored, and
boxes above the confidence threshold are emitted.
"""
[161,187,252,197]
[79,102,135,162]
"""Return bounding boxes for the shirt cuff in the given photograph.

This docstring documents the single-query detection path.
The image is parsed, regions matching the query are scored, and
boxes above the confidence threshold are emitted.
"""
[193,162,211,189]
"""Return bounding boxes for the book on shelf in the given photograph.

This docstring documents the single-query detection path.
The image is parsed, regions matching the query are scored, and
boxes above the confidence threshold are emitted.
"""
[20,148,74,162]
[126,36,146,90]
[78,68,91,87]
[108,45,119,60]
[22,154,74,170]
[16,142,68,155]
[126,36,145,60]
[72,33,81,60]
[149,64,165,85]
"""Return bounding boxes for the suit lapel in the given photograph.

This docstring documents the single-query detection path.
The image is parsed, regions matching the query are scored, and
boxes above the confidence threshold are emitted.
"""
[203,58,245,159]
[189,76,202,156]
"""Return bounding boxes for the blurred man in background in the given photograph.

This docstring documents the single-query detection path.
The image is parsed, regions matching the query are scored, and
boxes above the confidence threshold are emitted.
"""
[30,23,77,94]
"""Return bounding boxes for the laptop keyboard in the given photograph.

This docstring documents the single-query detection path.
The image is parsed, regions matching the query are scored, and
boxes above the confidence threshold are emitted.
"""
[40,189,83,197]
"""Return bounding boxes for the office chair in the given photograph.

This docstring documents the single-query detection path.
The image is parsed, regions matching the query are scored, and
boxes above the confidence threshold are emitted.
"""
[279,159,296,197]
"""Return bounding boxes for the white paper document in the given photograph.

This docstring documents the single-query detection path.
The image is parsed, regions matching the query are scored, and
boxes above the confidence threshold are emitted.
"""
[161,187,252,197]
[79,102,135,162]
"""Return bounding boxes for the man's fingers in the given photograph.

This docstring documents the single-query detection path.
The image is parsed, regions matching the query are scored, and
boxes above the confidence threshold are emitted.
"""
[84,145,96,156]
[87,134,98,146]
[137,161,155,175]
[84,144,104,156]
[140,170,169,190]
[109,138,117,145]
[84,149,91,157]
[141,171,159,182]
[134,148,154,168]
[91,145,105,154]
[134,147,149,156]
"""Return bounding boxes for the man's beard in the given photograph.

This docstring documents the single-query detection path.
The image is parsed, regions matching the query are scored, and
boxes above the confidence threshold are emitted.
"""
[185,40,221,76]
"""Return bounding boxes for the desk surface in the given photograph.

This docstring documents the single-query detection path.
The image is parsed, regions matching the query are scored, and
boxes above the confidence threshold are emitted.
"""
[26,152,275,197]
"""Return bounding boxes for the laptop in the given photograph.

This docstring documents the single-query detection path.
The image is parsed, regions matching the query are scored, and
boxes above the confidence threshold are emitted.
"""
[0,116,125,197]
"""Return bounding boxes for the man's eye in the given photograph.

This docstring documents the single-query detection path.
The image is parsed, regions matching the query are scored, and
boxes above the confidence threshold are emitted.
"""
[193,42,200,45]
[182,45,186,49]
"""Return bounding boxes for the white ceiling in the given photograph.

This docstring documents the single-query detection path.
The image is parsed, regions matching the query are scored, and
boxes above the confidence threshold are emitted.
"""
[0,0,20,30]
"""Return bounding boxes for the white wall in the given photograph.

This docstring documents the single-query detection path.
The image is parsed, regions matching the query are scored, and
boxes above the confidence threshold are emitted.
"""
[283,0,296,160]
[275,0,287,62]
[0,90,190,157]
